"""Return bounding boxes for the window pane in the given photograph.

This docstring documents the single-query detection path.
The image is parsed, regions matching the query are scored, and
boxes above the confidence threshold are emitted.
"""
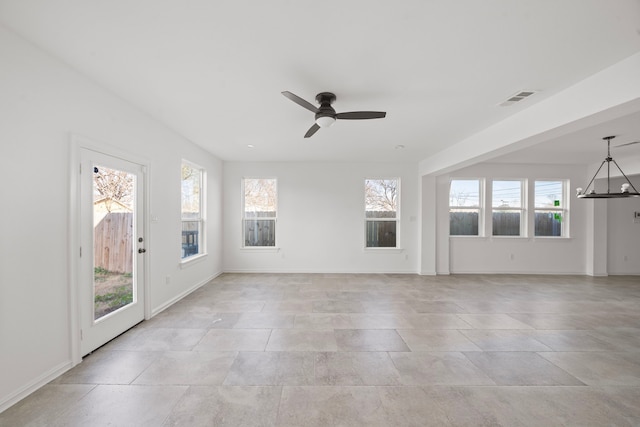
[244,178,277,216]
[181,161,205,259]
[450,180,480,207]
[450,210,479,235]
[492,180,521,208]
[365,179,398,218]
[244,219,276,246]
[181,220,200,258]
[535,181,563,208]
[366,220,396,247]
[493,211,520,236]
[535,211,563,237]
[181,164,201,215]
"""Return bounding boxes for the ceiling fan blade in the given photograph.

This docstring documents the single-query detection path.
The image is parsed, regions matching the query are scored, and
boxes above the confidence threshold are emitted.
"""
[614,141,640,148]
[282,91,318,113]
[304,123,320,138]
[336,111,386,120]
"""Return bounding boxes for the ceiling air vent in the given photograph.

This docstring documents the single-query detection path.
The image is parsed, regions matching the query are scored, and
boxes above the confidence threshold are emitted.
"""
[499,90,536,107]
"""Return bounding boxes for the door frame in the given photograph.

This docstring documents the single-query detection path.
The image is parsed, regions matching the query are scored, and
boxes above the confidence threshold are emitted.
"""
[69,134,151,365]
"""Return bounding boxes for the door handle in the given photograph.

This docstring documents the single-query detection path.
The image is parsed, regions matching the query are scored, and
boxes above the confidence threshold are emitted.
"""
[138,248,146,253]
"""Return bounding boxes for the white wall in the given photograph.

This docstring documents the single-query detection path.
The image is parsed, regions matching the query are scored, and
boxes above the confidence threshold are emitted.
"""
[0,25,222,410]
[432,163,589,274]
[223,162,419,273]
[607,175,640,275]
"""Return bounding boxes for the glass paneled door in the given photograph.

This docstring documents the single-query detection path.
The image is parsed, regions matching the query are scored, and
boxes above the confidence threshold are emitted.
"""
[79,148,145,356]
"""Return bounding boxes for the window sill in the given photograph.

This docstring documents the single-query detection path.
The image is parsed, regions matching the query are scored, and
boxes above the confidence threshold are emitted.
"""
[180,253,207,269]
[489,236,530,241]
[364,247,404,253]
[533,236,572,241]
[241,247,280,252]
[450,236,573,241]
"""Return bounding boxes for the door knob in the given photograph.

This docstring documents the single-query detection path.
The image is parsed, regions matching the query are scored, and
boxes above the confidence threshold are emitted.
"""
[138,248,146,253]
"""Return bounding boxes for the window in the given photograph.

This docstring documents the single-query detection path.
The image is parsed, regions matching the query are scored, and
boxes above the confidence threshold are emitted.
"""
[181,161,205,259]
[243,178,277,247]
[534,180,566,237]
[492,180,524,236]
[449,179,481,236]
[365,178,399,248]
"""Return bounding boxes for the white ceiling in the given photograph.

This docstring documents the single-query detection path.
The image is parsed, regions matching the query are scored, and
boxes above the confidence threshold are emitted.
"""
[491,110,640,165]
[1,0,640,165]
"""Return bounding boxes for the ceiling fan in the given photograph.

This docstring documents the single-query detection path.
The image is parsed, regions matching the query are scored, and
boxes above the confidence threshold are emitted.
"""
[614,140,640,148]
[282,91,386,138]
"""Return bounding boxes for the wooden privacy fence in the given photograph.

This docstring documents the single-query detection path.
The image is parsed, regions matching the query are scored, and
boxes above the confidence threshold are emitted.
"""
[94,212,133,274]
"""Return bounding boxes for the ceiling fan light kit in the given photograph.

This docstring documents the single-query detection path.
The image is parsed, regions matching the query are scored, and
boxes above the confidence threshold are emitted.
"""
[282,91,386,138]
[576,136,640,199]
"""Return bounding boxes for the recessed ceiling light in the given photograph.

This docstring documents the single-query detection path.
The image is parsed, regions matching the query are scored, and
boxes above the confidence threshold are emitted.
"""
[247,144,255,148]
[395,144,405,149]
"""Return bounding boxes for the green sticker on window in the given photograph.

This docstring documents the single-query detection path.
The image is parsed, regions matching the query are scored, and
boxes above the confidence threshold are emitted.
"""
[554,200,560,206]
[554,213,561,222]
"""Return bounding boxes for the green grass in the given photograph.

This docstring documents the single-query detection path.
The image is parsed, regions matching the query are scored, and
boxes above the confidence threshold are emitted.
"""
[93,270,134,319]
[95,285,133,306]
[94,266,109,275]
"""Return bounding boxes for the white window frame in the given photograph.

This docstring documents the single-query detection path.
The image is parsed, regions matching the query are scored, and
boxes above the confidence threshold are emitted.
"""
[242,177,278,248]
[449,178,483,237]
[491,179,526,237]
[180,160,206,262]
[364,177,400,249]
[533,179,569,238]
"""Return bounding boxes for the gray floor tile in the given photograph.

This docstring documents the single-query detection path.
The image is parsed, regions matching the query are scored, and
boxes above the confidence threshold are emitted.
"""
[223,352,315,385]
[464,352,585,386]
[277,386,389,427]
[335,329,410,352]
[7,273,640,427]
[507,313,598,330]
[193,329,271,351]
[404,313,475,329]
[531,330,619,351]
[49,384,188,427]
[53,350,159,384]
[293,313,353,329]
[133,351,237,385]
[460,330,553,351]
[163,386,282,427]
[140,310,225,329]
[261,300,314,312]
[456,314,534,329]
[476,386,637,426]
[397,329,482,352]
[233,313,295,329]
[390,352,495,385]
[314,352,402,385]
[107,327,208,351]
[590,327,640,351]
[349,313,414,329]
[266,329,337,351]
[408,301,467,313]
[540,351,640,385]
[0,384,95,427]
[312,300,365,313]
[376,386,454,426]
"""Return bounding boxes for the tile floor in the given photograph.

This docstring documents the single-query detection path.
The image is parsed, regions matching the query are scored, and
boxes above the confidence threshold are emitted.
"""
[2,273,640,426]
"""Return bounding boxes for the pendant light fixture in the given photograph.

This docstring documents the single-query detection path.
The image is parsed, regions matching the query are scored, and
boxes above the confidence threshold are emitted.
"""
[576,136,640,199]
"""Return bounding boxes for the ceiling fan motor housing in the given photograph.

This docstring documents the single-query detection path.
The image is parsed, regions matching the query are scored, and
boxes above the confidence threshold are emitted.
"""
[315,92,337,120]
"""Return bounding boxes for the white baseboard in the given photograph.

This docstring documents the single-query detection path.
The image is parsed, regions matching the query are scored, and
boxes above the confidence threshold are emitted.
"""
[150,271,222,317]
[0,360,73,413]
[222,268,418,274]
[449,270,586,275]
